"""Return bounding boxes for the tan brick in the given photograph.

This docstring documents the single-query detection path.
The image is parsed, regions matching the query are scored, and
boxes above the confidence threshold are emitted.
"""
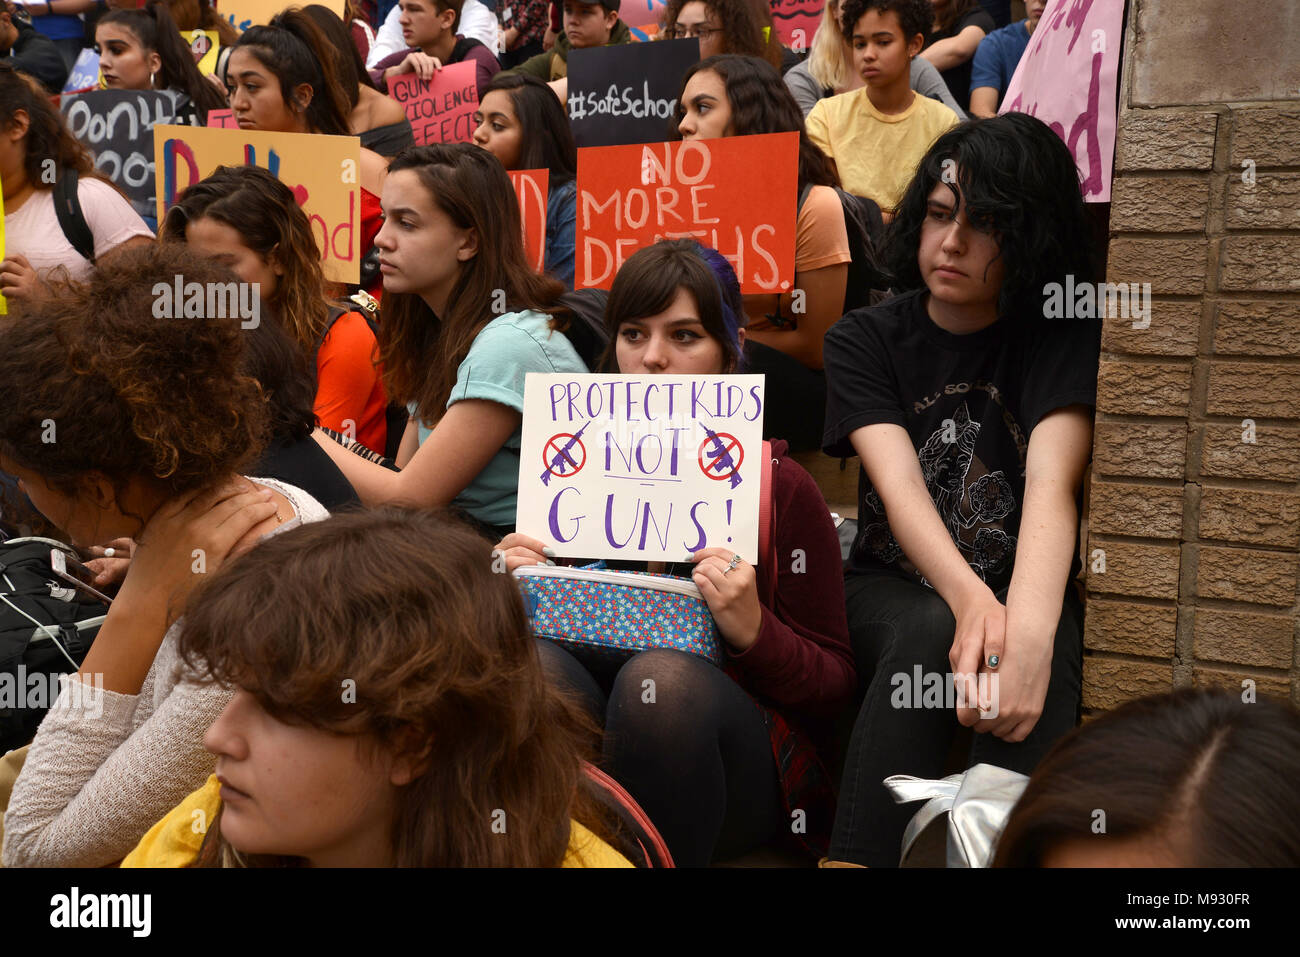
[1231,108,1300,167]
[1089,482,1184,539]
[1200,423,1300,482]
[1196,546,1299,607]
[1220,237,1300,293]
[1199,487,1300,548]
[1117,111,1218,171]
[1084,599,1178,657]
[1205,361,1300,418]
[1193,608,1294,669]
[1192,666,1291,700]
[1097,360,1191,417]
[1213,301,1300,357]
[1093,420,1188,479]
[1083,657,1173,711]
[1108,239,1206,295]
[1085,542,1181,599]
[1110,176,1210,233]
[1103,300,1200,356]
[1226,174,1300,230]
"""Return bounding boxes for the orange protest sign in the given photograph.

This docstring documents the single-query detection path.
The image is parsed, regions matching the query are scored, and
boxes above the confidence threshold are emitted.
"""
[389,62,479,146]
[509,169,549,273]
[575,132,798,295]
[154,125,362,284]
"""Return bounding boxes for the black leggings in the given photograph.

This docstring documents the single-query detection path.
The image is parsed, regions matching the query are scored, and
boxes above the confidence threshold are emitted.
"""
[829,572,1084,866]
[537,641,783,867]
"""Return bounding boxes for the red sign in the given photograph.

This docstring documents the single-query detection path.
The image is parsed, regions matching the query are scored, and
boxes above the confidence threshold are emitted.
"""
[509,168,550,273]
[769,0,824,48]
[575,132,798,295]
[389,61,479,145]
[206,108,238,129]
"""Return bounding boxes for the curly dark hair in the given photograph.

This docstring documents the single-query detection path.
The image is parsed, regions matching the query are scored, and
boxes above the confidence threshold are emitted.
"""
[879,112,1098,321]
[0,244,270,506]
[663,0,782,69]
[839,0,930,41]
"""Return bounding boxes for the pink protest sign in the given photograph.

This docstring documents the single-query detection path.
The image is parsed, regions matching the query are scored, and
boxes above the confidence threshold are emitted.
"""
[206,108,238,129]
[389,61,479,145]
[999,0,1123,202]
[769,0,824,48]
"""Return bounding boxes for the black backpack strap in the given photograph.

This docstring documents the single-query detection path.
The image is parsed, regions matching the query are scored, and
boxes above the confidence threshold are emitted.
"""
[451,36,484,61]
[54,170,96,263]
[796,181,813,216]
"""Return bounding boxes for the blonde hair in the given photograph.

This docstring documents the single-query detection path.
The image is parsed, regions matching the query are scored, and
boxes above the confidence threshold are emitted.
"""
[807,0,849,91]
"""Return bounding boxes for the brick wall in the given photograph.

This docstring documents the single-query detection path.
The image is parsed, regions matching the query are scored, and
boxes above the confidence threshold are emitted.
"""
[1083,1,1300,711]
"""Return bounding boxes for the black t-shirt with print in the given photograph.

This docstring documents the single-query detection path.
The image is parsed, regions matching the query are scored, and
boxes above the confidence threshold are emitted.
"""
[924,7,996,111]
[822,289,1100,594]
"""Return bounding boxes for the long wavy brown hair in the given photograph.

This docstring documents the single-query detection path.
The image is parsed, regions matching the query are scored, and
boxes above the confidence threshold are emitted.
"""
[0,64,116,192]
[160,165,332,353]
[379,144,568,423]
[178,507,608,867]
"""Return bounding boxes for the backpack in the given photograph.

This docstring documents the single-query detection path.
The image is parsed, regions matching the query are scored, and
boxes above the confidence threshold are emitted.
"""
[53,169,96,264]
[320,294,410,462]
[797,183,887,314]
[552,288,610,371]
[582,764,674,867]
[0,538,108,754]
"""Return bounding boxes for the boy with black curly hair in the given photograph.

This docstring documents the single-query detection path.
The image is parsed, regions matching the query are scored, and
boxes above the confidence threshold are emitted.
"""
[806,0,958,214]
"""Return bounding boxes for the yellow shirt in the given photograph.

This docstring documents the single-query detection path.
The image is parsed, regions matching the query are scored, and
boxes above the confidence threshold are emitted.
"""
[806,87,960,213]
[121,775,635,868]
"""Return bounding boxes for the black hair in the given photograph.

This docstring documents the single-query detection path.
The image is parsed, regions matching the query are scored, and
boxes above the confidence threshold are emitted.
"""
[479,72,577,187]
[239,310,319,443]
[673,54,837,192]
[881,112,1098,320]
[995,689,1300,867]
[234,9,351,136]
[300,3,377,110]
[839,0,930,41]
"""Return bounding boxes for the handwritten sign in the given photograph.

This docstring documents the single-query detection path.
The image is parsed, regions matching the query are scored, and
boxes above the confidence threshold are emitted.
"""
[206,109,239,128]
[575,132,797,295]
[623,0,667,29]
[62,90,182,223]
[215,0,345,32]
[180,29,220,75]
[517,373,766,563]
[509,169,549,272]
[566,38,699,148]
[769,0,823,48]
[999,0,1122,202]
[153,125,362,283]
[389,61,479,145]
[62,48,101,94]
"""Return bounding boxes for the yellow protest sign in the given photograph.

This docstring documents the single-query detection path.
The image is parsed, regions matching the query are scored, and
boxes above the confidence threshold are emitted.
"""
[180,30,220,75]
[216,0,346,32]
[153,125,362,284]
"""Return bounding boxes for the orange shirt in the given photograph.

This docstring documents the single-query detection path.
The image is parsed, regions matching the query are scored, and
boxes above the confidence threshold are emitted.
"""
[314,311,388,453]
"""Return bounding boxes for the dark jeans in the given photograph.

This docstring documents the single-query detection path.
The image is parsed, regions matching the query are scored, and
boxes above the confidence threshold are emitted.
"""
[829,570,1084,866]
[536,640,782,867]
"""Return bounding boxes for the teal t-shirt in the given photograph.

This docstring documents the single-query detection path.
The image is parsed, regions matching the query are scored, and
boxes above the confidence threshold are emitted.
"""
[409,309,588,529]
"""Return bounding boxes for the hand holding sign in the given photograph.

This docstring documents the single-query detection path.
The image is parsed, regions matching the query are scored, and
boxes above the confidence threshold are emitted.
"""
[389,61,479,145]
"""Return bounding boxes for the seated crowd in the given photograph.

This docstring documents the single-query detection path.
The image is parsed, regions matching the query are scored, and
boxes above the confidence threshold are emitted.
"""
[0,0,1297,870]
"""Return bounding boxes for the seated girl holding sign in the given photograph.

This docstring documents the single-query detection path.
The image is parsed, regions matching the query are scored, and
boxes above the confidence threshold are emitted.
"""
[820,113,1100,867]
[494,239,856,866]
[121,508,632,868]
[310,143,588,539]
[95,0,229,125]
[675,54,854,453]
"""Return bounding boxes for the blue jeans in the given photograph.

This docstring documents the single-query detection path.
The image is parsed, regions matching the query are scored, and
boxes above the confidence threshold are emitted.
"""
[829,570,1083,866]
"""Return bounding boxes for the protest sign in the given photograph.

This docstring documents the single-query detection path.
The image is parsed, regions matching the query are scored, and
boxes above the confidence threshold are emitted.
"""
[566,38,699,148]
[769,0,823,49]
[206,109,239,128]
[62,90,182,223]
[154,125,362,283]
[575,132,797,295]
[999,0,1123,202]
[180,29,220,75]
[508,169,549,273]
[517,373,766,563]
[216,0,345,31]
[623,0,666,38]
[61,48,101,94]
[389,62,479,145]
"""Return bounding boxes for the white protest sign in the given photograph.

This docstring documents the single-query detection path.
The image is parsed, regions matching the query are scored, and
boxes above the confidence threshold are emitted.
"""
[517,373,765,563]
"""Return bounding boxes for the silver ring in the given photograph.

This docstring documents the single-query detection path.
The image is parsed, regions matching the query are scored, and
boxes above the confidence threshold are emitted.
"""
[103,547,115,558]
[724,554,742,574]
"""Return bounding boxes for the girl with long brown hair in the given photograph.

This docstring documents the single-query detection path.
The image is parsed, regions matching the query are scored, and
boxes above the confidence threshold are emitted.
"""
[161,164,390,455]
[311,143,588,537]
[121,508,630,867]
